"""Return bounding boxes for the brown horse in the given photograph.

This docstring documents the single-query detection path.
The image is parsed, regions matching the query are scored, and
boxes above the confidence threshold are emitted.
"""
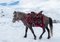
[12,11,53,40]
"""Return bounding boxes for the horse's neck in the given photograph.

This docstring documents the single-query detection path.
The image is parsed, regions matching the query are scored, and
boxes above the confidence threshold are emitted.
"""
[20,14,27,26]
[21,14,26,20]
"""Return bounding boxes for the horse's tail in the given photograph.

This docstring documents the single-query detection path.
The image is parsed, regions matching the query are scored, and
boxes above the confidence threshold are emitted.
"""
[49,17,53,36]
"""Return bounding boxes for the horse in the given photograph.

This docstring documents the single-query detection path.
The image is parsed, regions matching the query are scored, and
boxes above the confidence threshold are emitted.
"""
[12,11,53,40]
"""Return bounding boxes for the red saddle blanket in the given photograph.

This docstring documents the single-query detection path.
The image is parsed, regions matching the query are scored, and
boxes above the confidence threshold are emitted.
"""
[25,14,45,28]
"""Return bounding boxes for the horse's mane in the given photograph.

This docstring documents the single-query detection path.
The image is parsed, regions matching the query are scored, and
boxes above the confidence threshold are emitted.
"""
[17,11,26,14]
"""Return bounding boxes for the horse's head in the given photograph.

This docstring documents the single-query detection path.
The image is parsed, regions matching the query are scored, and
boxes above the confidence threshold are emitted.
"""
[12,11,24,23]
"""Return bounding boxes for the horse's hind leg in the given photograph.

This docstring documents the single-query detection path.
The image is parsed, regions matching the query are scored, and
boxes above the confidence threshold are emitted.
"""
[29,26,36,40]
[24,26,28,38]
[39,28,46,39]
[46,27,51,39]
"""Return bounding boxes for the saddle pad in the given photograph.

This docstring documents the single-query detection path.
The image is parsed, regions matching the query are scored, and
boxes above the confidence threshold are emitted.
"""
[25,14,45,28]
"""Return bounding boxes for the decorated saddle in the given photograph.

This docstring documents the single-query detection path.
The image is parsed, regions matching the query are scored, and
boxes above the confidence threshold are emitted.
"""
[25,14,45,28]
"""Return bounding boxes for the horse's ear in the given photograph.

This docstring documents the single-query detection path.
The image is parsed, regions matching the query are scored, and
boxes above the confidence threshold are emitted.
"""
[14,11,16,14]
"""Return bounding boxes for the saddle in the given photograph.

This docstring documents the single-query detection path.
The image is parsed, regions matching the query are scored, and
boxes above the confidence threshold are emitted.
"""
[25,13,45,28]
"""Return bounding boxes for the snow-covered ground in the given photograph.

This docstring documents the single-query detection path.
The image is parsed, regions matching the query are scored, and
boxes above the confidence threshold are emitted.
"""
[0,0,60,42]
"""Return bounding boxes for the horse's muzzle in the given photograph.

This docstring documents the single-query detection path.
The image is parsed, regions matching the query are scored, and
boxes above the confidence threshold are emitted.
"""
[12,20,15,23]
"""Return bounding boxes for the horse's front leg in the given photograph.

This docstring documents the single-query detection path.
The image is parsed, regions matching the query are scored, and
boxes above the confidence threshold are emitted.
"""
[29,26,36,40]
[24,26,28,38]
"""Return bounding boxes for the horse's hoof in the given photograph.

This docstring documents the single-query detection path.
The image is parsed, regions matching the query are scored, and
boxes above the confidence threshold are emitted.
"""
[24,35,27,38]
[34,36,36,40]
[39,36,42,39]
[34,38,36,40]
[39,37,42,39]
[47,36,50,39]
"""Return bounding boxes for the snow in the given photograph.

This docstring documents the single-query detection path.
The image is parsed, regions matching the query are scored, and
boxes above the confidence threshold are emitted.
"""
[0,0,60,42]
[0,0,18,3]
